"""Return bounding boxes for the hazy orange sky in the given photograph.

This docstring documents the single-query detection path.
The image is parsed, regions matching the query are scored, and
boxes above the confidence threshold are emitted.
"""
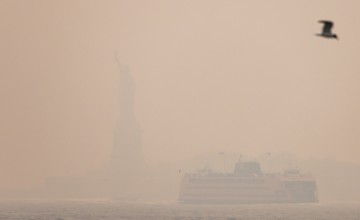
[1,0,360,188]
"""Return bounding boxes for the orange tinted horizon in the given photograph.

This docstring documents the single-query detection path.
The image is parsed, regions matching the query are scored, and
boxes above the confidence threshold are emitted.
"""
[0,0,360,190]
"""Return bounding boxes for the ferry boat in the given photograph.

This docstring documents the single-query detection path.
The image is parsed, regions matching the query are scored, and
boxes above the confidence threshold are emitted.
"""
[179,161,318,204]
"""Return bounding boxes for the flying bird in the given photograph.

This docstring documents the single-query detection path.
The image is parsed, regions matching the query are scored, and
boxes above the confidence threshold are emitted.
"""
[316,20,338,40]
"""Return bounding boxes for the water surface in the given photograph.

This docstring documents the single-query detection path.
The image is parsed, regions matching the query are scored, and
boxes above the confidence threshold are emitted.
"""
[0,200,359,220]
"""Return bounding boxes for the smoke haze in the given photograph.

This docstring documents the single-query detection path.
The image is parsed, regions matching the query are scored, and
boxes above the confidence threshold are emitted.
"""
[1,0,360,201]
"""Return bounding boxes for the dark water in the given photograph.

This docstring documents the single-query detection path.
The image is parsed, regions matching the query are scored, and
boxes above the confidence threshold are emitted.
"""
[0,200,359,220]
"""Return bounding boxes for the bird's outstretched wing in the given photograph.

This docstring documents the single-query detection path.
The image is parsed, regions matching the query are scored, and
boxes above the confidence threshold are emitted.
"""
[319,20,333,34]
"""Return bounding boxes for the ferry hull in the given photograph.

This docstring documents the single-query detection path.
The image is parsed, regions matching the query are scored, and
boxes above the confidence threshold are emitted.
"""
[179,162,318,204]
